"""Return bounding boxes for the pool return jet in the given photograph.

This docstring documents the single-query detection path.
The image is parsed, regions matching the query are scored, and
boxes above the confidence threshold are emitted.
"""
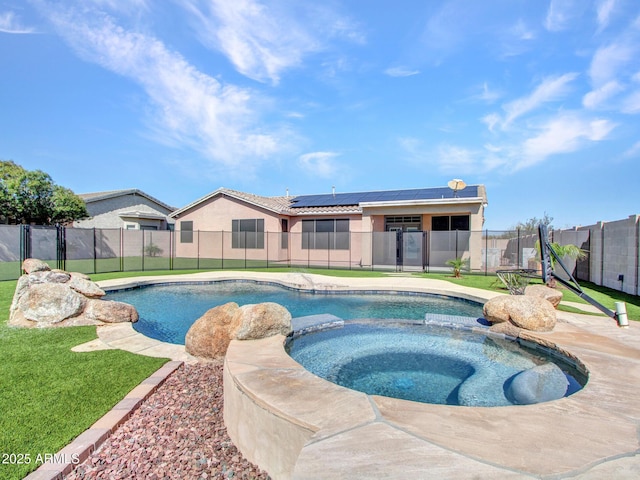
[538,224,629,327]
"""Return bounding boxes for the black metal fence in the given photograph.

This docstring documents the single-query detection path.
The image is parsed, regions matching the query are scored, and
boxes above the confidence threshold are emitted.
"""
[0,225,587,281]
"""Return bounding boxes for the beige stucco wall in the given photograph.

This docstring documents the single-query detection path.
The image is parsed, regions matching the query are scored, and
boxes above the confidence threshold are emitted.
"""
[173,195,286,262]
[171,195,486,270]
[288,215,362,268]
[362,202,485,270]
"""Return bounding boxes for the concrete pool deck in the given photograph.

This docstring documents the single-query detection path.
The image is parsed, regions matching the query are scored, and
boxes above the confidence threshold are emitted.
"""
[93,271,640,479]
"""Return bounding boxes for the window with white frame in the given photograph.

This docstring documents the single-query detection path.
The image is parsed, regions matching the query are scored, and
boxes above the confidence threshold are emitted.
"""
[302,219,349,250]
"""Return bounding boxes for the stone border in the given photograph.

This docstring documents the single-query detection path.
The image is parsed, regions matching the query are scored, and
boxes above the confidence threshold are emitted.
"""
[23,361,183,480]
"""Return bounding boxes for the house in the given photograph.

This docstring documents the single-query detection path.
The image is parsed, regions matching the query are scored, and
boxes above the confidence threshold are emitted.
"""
[170,185,488,271]
[74,189,175,230]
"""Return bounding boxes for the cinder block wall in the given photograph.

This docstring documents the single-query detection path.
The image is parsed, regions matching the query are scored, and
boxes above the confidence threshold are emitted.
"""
[559,216,639,296]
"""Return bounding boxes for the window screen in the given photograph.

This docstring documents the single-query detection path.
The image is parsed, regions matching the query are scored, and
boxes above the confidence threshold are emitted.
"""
[232,219,264,248]
[180,221,193,243]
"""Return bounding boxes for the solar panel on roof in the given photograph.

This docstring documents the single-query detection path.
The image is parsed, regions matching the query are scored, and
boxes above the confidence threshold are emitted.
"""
[290,186,479,208]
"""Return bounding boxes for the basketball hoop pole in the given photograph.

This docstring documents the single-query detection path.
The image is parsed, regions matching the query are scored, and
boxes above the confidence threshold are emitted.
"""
[537,224,621,325]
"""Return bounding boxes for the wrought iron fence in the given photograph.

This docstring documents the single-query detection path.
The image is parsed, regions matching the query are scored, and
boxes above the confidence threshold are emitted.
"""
[0,225,588,282]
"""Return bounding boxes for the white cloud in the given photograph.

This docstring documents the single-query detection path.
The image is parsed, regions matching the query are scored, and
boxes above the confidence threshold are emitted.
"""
[0,11,36,34]
[399,137,505,175]
[519,113,616,169]
[41,4,288,172]
[545,0,580,31]
[86,0,149,12]
[436,145,478,174]
[481,82,500,102]
[482,113,500,132]
[510,19,535,41]
[621,89,640,113]
[180,0,363,85]
[583,80,624,109]
[501,73,579,127]
[298,151,340,178]
[589,41,636,87]
[384,66,420,78]
[623,140,640,157]
[596,0,617,31]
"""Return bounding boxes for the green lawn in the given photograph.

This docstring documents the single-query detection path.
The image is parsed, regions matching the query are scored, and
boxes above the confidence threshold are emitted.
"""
[0,281,168,480]
[417,272,640,320]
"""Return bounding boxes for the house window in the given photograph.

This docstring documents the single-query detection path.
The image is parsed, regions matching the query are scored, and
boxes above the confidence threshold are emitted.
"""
[281,219,289,249]
[431,215,470,231]
[302,219,350,250]
[232,219,264,249]
[180,221,193,243]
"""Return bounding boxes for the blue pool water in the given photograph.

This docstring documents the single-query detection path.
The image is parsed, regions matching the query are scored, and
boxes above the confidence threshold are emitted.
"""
[106,281,483,344]
[286,321,586,407]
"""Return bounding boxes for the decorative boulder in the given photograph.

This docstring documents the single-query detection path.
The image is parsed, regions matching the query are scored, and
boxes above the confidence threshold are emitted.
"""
[68,274,106,298]
[185,301,293,359]
[233,302,293,340]
[22,258,51,274]
[185,302,240,358]
[17,283,86,324]
[85,299,139,323]
[482,296,512,324]
[9,258,138,328]
[507,363,569,405]
[483,295,556,332]
[524,284,563,308]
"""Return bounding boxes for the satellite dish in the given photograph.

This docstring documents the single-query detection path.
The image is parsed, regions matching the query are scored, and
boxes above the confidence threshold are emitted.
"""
[447,179,466,197]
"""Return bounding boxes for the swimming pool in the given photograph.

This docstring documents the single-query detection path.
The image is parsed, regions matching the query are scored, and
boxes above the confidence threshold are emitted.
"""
[105,281,484,344]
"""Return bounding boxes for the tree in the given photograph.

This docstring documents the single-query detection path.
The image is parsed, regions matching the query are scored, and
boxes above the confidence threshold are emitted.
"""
[51,186,89,224]
[445,257,470,278]
[510,213,554,233]
[0,160,88,225]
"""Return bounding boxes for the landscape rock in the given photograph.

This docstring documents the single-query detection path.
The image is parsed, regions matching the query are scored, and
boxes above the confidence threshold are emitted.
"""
[185,301,293,359]
[85,299,139,323]
[483,295,557,332]
[507,363,569,405]
[482,296,512,324]
[524,284,563,308]
[26,270,72,286]
[22,258,51,274]
[17,283,86,324]
[68,274,106,298]
[488,321,522,338]
[185,302,240,358]
[9,258,138,328]
[508,296,557,331]
[233,302,293,340]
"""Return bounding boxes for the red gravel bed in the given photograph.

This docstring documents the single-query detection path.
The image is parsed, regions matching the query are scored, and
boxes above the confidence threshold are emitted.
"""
[67,363,270,479]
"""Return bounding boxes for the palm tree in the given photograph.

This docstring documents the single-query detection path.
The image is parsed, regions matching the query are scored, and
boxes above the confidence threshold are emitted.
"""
[445,257,470,278]
[536,241,587,287]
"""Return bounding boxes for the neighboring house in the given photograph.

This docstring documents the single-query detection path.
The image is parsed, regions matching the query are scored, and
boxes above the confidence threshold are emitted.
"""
[170,185,488,270]
[74,189,175,230]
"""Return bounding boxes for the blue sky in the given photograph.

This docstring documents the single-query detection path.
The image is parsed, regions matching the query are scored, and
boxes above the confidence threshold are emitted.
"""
[1,0,639,231]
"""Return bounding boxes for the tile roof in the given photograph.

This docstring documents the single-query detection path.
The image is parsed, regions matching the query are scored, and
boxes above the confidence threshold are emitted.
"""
[171,185,487,218]
[78,189,176,212]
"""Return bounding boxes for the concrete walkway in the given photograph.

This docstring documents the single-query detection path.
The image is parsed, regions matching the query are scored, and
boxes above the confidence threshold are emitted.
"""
[92,272,640,479]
